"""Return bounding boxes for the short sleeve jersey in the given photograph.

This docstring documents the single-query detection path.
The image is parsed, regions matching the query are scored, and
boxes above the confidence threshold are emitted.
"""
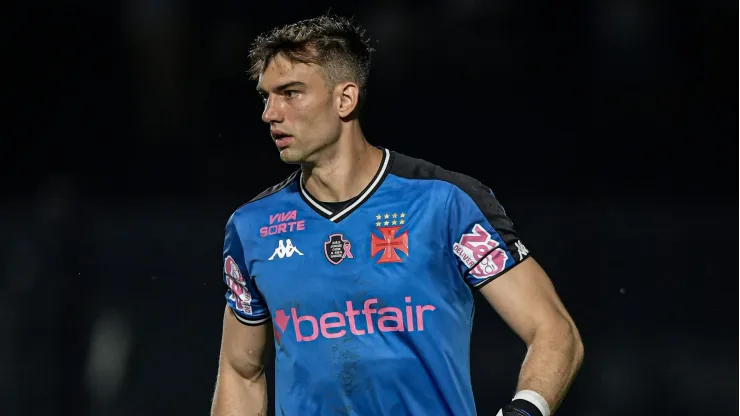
[222,149,530,416]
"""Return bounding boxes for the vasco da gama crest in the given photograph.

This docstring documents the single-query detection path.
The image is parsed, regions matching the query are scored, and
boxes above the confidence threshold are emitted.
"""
[324,234,354,265]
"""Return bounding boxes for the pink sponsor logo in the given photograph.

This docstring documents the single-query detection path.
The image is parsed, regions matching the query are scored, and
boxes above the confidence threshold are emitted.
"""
[453,223,508,279]
[224,255,252,314]
[273,297,436,342]
[260,210,305,238]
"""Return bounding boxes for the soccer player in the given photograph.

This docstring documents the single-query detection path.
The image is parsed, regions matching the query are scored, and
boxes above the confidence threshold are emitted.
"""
[211,15,583,416]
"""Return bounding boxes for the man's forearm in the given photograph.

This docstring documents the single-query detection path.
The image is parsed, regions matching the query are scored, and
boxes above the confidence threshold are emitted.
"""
[516,322,583,413]
[211,369,268,416]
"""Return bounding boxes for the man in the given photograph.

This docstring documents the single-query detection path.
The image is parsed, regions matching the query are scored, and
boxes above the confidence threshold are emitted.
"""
[211,14,583,416]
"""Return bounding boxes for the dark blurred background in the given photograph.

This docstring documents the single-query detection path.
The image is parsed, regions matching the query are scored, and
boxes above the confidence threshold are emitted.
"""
[3,0,737,415]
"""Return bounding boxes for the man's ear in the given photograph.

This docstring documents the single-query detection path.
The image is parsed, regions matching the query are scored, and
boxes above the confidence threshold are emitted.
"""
[336,82,360,118]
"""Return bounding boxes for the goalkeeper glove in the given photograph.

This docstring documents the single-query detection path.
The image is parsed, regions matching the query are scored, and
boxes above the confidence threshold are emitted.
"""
[497,399,544,416]
[496,390,550,416]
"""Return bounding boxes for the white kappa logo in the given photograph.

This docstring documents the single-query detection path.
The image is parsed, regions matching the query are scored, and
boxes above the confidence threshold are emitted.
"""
[515,241,529,261]
[269,239,304,260]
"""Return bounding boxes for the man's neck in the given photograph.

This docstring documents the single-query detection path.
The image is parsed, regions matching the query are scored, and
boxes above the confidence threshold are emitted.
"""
[301,128,383,203]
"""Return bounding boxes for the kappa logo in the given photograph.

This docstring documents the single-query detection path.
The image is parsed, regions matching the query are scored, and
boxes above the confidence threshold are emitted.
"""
[453,224,508,279]
[514,241,529,261]
[260,210,305,238]
[269,239,304,260]
[324,234,354,265]
[371,212,409,264]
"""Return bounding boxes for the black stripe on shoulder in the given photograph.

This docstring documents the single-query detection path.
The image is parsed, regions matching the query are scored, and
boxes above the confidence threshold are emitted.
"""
[389,151,492,200]
[233,170,299,214]
[251,170,299,203]
[387,151,439,180]
[389,151,511,228]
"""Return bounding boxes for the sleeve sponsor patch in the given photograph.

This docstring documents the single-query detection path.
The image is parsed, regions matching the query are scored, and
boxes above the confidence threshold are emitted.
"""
[452,223,509,279]
[224,255,253,314]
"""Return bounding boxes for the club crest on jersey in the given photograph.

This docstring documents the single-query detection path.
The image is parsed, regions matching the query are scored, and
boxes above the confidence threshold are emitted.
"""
[324,234,354,265]
[371,212,409,263]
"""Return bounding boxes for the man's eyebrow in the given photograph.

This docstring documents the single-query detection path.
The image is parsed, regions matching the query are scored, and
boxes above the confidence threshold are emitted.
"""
[256,81,307,95]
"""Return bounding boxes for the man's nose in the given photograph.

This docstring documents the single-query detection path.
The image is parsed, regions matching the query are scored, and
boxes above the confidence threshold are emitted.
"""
[262,96,281,123]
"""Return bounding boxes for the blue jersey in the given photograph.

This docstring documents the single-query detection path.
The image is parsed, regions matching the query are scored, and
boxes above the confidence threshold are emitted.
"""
[222,149,530,416]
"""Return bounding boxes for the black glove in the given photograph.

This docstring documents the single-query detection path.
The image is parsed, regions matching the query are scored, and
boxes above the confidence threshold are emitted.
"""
[500,399,544,416]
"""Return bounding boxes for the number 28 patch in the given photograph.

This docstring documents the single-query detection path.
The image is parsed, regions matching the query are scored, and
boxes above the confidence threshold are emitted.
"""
[453,224,509,279]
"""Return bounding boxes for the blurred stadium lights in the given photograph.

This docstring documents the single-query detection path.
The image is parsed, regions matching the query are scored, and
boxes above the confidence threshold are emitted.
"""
[85,310,132,415]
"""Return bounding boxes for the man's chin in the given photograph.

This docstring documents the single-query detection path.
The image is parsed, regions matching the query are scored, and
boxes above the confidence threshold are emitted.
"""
[278,148,303,164]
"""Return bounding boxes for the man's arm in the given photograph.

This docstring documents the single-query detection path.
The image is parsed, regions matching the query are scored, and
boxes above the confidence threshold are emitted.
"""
[480,257,584,415]
[211,307,272,416]
[437,171,582,414]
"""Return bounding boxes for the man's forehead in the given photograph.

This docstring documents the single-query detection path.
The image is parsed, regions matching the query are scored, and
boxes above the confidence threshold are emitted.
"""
[258,57,320,90]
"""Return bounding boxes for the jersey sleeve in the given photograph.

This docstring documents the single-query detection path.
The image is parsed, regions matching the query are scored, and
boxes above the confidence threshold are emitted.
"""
[223,216,270,325]
[445,180,530,289]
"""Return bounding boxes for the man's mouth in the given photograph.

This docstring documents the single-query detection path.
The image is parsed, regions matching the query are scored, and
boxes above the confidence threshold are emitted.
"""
[272,132,294,148]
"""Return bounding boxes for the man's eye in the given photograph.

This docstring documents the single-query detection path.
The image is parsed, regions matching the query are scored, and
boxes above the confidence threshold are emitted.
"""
[284,90,299,98]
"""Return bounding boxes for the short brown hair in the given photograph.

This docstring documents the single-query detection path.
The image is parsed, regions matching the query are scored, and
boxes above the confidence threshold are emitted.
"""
[248,14,374,104]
